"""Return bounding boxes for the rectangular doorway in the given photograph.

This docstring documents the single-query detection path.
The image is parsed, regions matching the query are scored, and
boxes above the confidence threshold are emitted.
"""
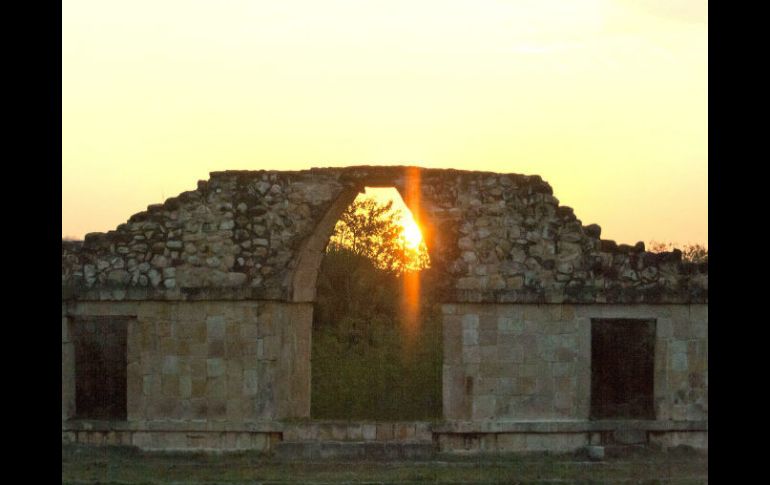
[591,318,655,419]
[72,316,129,420]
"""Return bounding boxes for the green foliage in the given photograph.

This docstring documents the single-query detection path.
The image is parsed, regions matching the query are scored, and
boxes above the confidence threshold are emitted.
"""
[311,309,443,420]
[327,195,429,275]
[313,248,400,335]
[312,246,442,420]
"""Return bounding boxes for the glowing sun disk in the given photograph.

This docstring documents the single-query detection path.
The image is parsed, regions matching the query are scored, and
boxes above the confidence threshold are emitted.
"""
[401,219,423,248]
[362,186,429,270]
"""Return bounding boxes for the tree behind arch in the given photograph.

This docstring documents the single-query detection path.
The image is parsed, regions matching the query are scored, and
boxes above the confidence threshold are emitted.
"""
[326,195,429,274]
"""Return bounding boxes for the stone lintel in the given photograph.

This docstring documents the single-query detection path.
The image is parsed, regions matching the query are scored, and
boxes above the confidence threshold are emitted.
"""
[432,420,708,434]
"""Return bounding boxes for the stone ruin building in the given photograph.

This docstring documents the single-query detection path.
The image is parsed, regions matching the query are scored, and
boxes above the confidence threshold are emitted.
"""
[61,166,707,456]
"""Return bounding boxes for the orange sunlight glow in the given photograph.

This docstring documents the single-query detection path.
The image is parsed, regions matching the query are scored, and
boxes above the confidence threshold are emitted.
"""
[363,186,430,272]
[399,167,423,351]
[331,179,428,353]
[402,219,423,249]
[64,1,707,246]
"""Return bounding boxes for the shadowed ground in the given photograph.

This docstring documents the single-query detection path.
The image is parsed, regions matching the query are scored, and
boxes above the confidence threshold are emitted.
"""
[62,444,707,484]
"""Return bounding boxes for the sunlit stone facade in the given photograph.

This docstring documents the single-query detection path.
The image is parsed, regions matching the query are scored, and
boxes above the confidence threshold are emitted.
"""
[62,166,707,453]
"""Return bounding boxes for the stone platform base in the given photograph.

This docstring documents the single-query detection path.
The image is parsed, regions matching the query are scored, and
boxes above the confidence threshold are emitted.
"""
[274,441,435,460]
[433,420,708,453]
[62,419,707,454]
[61,420,281,452]
[62,428,281,452]
[275,421,435,460]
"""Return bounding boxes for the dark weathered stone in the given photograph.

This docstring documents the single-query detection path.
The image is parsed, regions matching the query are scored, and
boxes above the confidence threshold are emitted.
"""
[583,224,601,238]
[556,206,574,218]
[599,240,617,252]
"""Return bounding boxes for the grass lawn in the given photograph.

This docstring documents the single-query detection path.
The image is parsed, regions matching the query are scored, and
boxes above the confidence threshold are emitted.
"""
[62,444,707,484]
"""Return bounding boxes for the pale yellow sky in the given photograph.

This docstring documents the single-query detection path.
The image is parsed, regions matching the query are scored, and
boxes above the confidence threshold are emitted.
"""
[63,0,707,246]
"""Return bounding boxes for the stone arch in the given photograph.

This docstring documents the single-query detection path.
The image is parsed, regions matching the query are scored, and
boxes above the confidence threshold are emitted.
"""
[61,165,707,451]
[288,186,360,302]
[287,168,446,303]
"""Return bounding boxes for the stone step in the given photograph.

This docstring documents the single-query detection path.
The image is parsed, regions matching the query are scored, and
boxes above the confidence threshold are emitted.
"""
[603,444,653,458]
[273,441,436,461]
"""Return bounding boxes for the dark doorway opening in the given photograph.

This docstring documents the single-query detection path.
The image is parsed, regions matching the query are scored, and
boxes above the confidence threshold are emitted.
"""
[591,318,655,419]
[73,316,129,420]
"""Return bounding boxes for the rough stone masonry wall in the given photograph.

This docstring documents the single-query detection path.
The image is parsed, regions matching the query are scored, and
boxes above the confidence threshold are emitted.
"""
[63,301,311,424]
[62,166,707,305]
[441,303,707,424]
[61,165,707,452]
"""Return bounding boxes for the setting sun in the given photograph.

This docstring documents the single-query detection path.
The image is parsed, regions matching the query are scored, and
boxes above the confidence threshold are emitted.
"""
[365,187,424,249]
[402,220,423,249]
[363,187,429,268]
[327,187,430,273]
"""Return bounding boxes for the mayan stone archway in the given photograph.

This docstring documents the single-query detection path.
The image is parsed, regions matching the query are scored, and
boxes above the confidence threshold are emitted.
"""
[62,166,707,453]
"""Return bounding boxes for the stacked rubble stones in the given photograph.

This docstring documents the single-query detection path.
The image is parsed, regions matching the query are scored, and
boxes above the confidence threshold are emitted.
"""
[62,166,707,304]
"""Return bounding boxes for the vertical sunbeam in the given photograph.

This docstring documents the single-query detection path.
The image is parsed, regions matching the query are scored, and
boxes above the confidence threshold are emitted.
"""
[400,167,422,356]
